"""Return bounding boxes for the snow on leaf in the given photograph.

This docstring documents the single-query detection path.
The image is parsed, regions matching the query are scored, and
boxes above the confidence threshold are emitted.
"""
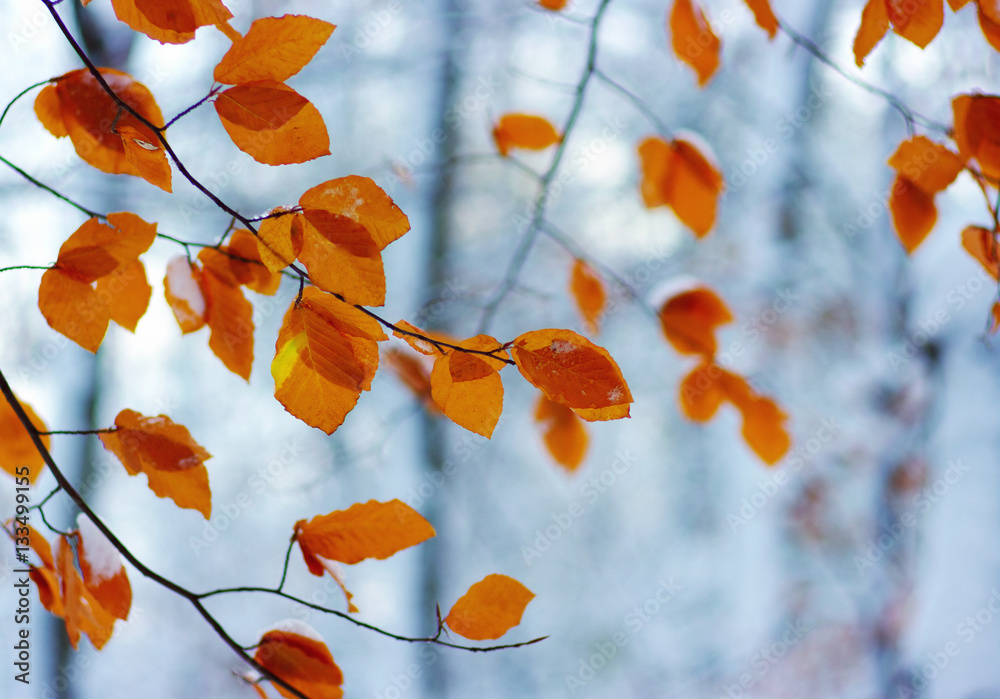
[444,574,535,641]
[511,329,632,421]
[254,625,344,699]
[164,256,207,334]
[76,515,131,621]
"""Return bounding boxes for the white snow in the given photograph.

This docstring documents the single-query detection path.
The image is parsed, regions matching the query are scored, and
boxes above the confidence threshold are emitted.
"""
[265,618,326,644]
[165,256,205,318]
[76,514,121,583]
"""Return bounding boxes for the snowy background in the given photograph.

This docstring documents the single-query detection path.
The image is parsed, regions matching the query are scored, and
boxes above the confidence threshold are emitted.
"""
[2,0,1000,697]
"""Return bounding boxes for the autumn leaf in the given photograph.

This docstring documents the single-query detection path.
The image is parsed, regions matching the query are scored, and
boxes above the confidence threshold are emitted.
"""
[201,231,281,296]
[978,3,1000,52]
[254,622,343,699]
[99,409,212,518]
[38,213,157,352]
[0,396,50,483]
[299,176,411,251]
[295,499,435,568]
[743,0,779,38]
[392,320,455,355]
[638,135,724,237]
[55,535,116,650]
[669,0,721,87]
[886,0,944,48]
[570,259,606,335]
[164,256,207,333]
[198,265,255,381]
[108,0,233,45]
[953,94,1000,181]
[678,362,790,464]
[34,69,164,178]
[215,81,330,165]
[257,209,305,273]
[511,329,633,421]
[539,0,568,9]
[76,515,131,621]
[534,395,588,472]
[272,288,387,434]
[117,125,172,192]
[658,282,733,357]
[887,136,964,253]
[961,225,1000,279]
[214,15,336,84]
[492,114,561,157]
[430,335,508,438]
[853,0,890,66]
[444,574,535,641]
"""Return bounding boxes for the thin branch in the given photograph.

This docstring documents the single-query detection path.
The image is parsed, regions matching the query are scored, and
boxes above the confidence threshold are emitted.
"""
[163,85,222,129]
[0,79,51,132]
[0,154,104,218]
[593,69,673,138]
[37,428,116,435]
[476,0,613,333]
[0,264,50,274]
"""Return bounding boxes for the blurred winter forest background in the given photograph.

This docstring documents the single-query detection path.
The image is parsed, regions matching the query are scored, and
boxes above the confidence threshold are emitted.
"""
[2,0,1000,697]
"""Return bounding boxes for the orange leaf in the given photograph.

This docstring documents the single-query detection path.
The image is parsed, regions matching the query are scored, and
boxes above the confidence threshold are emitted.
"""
[991,302,1000,334]
[658,282,733,357]
[949,0,972,9]
[164,256,207,333]
[214,15,335,84]
[887,0,944,48]
[202,268,255,380]
[299,175,411,250]
[539,0,568,9]
[492,114,561,157]
[979,4,1000,51]
[887,136,964,194]
[38,268,111,353]
[76,515,131,621]
[257,210,305,273]
[638,135,724,237]
[30,566,64,616]
[295,499,435,566]
[889,175,938,254]
[56,535,116,650]
[215,81,330,165]
[254,622,343,699]
[444,574,535,641]
[99,409,212,517]
[96,260,152,333]
[34,69,164,177]
[743,0,779,38]
[961,225,1000,279]
[54,214,157,282]
[109,0,233,44]
[511,329,633,421]
[391,320,455,355]
[953,94,1000,181]
[669,0,721,87]
[298,210,386,306]
[430,335,508,438]
[854,0,890,66]
[202,231,281,295]
[272,288,387,434]
[678,363,790,464]
[534,395,588,472]
[0,397,49,483]
[570,259,606,335]
[118,125,172,192]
